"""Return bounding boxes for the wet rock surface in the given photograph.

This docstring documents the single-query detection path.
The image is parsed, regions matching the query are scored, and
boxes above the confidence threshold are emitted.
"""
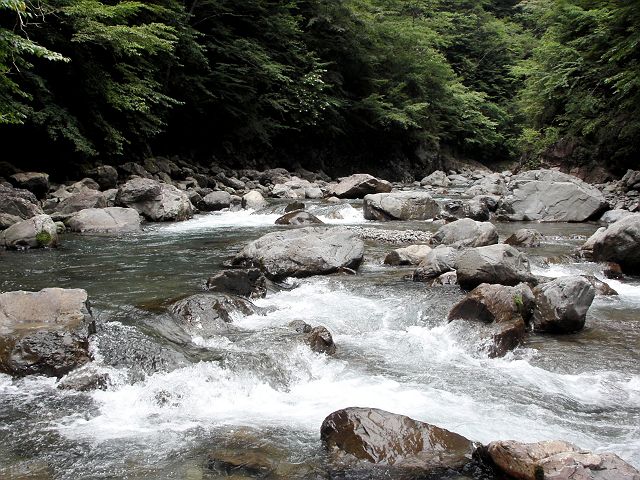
[591,214,640,274]
[431,218,499,248]
[363,191,440,221]
[1,213,58,249]
[456,244,535,290]
[205,269,268,298]
[531,276,595,333]
[65,207,142,234]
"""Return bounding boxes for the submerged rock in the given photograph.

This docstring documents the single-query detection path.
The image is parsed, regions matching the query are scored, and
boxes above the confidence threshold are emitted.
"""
[363,191,440,221]
[1,214,58,249]
[321,407,475,472]
[171,293,257,336]
[205,269,267,298]
[65,207,142,234]
[484,440,640,480]
[431,218,498,248]
[531,276,595,333]
[504,228,544,248]
[330,174,392,199]
[275,210,323,226]
[0,288,95,377]
[305,326,336,355]
[456,244,535,290]
[232,227,364,280]
[448,283,534,357]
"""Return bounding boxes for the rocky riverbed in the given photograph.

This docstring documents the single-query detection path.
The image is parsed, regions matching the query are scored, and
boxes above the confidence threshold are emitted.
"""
[1,162,639,479]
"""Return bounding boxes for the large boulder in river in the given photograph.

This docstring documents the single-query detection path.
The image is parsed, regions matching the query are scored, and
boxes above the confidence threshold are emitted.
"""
[201,191,231,211]
[0,184,43,229]
[242,190,267,210]
[499,170,607,222]
[420,170,450,187]
[591,214,640,274]
[116,177,193,221]
[9,172,49,199]
[275,210,323,226]
[330,174,392,199]
[171,293,257,336]
[206,269,267,298]
[0,288,95,377]
[484,440,640,480]
[504,228,543,248]
[531,276,595,333]
[65,207,142,234]
[1,214,58,249]
[456,244,535,290]
[232,227,364,280]
[49,189,108,220]
[321,407,475,472]
[363,191,440,221]
[412,245,458,281]
[85,165,118,190]
[431,218,498,248]
[448,283,533,357]
[384,244,431,266]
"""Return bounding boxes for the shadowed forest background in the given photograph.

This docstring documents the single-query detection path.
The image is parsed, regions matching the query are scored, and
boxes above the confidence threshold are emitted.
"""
[1,0,638,179]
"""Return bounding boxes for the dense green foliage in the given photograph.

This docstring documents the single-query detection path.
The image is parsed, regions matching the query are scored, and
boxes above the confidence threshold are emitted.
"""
[0,0,637,176]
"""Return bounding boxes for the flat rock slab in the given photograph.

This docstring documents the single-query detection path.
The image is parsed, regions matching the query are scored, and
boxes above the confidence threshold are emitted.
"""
[232,227,364,280]
[364,191,440,221]
[65,207,142,234]
[330,174,392,199]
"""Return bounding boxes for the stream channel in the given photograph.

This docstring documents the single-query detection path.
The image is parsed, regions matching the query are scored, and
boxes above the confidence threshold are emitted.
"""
[1,196,639,479]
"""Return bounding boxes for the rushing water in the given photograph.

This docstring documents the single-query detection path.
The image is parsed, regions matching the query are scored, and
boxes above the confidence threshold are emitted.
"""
[1,200,639,479]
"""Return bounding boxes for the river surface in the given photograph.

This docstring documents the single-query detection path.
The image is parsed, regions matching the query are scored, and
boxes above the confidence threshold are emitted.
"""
[1,200,639,479]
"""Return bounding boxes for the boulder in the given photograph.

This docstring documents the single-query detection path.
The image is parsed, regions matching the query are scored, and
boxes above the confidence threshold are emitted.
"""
[505,228,544,248]
[205,269,267,298]
[485,440,640,480]
[499,170,607,222]
[462,196,491,221]
[591,214,640,274]
[456,244,535,290]
[201,191,231,211]
[85,165,118,190]
[431,218,498,248]
[116,178,193,221]
[275,211,323,226]
[0,288,95,377]
[412,246,458,281]
[284,201,305,213]
[420,170,450,187]
[531,276,595,333]
[0,185,43,229]
[600,209,634,224]
[384,244,431,266]
[448,283,534,357]
[231,227,364,280]
[467,173,507,196]
[622,169,640,191]
[363,192,440,221]
[305,326,336,355]
[170,293,257,336]
[65,207,142,234]
[582,275,618,296]
[1,214,58,249]
[49,190,108,220]
[9,172,49,199]
[321,407,475,472]
[330,174,392,199]
[242,190,267,210]
[580,227,607,259]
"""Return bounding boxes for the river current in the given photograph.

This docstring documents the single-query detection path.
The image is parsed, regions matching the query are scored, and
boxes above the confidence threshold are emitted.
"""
[1,200,639,479]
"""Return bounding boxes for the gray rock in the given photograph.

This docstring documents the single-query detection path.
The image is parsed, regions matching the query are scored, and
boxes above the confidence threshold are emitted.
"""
[599,209,634,224]
[499,170,607,222]
[305,326,336,355]
[275,211,323,226]
[85,165,118,189]
[412,245,458,281]
[232,227,364,280]
[9,172,49,199]
[1,214,58,249]
[467,173,507,196]
[0,288,95,377]
[531,276,595,333]
[363,191,440,221]
[448,283,533,357]
[321,407,475,472]
[485,440,640,480]
[462,196,491,221]
[504,228,544,248]
[591,214,640,274]
[65,207,142,234]
[330,174,392,199]
[49,190,108,220]
[242,190,267,209]
[456,244,535,290]
[580,227,607,259]
[202,191,231,211]
[171,293,256,336]
[116,178,193,221]
[420,170,450,187]
[284,201,305,213]
[0,185,43,228]
[431,218,498,248]
[384,244,431,266]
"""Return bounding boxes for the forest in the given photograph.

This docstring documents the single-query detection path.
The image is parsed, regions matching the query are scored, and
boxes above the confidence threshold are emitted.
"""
[1,0,638,178]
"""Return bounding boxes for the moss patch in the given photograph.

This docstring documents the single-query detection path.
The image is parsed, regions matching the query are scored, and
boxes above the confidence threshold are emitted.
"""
[35,230,52,246]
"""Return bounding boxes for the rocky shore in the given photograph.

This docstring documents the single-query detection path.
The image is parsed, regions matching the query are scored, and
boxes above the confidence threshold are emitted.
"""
[2,160,640,478]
